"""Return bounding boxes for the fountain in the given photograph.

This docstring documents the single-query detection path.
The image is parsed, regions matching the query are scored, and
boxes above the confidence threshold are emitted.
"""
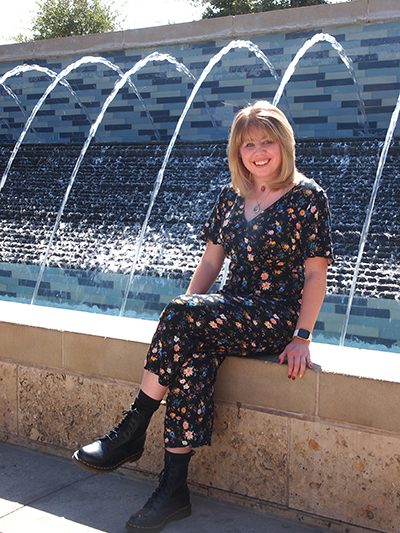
[0,34,399,350]
[2,10,400,531]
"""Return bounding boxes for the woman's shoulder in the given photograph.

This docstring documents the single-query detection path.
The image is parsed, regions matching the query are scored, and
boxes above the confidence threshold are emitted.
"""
[218,183,241,202]
[294,173,327,198]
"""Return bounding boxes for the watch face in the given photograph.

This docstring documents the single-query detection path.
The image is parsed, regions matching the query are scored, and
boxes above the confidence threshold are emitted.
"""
[298,329,310,340]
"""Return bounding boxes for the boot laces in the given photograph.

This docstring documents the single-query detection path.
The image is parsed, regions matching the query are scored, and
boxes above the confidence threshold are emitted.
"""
[104,408,138,441]
[146,466,176,506]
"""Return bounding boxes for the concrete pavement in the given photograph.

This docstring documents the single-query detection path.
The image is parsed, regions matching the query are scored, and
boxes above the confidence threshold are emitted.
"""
[0,441,333,533]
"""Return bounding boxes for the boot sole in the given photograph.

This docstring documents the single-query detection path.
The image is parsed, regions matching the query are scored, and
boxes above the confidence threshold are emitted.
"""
[72,449,143,473]
[125,504,191,532]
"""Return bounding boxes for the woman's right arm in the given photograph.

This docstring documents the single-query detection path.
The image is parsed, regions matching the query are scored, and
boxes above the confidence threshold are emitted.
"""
[186,241,226,295]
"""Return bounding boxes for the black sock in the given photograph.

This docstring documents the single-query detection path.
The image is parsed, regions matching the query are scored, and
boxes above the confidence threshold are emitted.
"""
[165,449,192,464]
[133,389,161,416]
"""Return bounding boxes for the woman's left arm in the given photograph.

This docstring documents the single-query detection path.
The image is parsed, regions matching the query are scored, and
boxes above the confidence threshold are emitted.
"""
[278,256,329,380]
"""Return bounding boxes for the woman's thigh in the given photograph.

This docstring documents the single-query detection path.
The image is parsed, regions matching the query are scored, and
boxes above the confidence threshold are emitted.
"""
[149,292,296,360]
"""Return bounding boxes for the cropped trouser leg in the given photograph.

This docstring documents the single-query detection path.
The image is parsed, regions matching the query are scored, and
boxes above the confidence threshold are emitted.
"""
[144,293,296,448]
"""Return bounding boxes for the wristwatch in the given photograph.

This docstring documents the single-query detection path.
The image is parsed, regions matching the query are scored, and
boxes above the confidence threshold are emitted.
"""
[293,328,312,342]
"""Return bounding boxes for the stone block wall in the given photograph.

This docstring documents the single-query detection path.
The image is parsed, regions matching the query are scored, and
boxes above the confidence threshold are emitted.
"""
[0,0,399,143]
[1,301,400,533]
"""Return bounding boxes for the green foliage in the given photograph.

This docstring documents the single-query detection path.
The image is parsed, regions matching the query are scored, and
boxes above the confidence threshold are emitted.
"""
[201,0,260,18]
[15,0,123,41]
[193,0,328,18]
[13,34,32,43]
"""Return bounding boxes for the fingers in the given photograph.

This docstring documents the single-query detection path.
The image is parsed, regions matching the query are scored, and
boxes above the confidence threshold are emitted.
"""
[298,357,307,379]
[282,341,313,380]
[287,355,304,380]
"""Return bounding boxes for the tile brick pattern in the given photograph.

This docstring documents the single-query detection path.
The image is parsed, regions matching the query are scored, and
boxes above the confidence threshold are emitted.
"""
[0,20,400,142]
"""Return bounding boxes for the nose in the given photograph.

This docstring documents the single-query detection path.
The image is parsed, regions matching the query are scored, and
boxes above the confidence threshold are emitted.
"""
[255,142,266,153]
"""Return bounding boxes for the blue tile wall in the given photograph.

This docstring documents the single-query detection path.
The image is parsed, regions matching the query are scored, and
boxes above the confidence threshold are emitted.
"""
[0,18,399,143]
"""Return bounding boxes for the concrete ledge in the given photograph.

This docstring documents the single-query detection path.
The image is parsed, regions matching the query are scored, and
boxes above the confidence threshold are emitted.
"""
[1,0,399,63]
[232,0,371,37]
[368,0,400,22]
[1,300,400,532]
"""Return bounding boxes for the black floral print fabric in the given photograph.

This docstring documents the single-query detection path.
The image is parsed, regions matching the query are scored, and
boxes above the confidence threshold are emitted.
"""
[202,177,334,304]
[144,177,333,448]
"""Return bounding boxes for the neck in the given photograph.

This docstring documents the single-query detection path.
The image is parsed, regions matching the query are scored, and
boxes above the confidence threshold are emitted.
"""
[252,182,273,198]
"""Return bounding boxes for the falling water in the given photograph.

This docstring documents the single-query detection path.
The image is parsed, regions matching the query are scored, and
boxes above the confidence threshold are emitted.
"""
[219,259,231,290]
[236,40,294,126]
[29,52,182,305]
[119,38,293,316]
[271,31,376,343]
[273,33,369,135]
[0,83,41,142]
[0,117,17,141]
[0,53,224,194]
[0,58,157,192]
[0,53,223,194]
[28,51,224,305]
[0,63,102,159]
[339,94,400,345]
[0,61,95,192]
[119,36,372,316]
[0,34,395,334]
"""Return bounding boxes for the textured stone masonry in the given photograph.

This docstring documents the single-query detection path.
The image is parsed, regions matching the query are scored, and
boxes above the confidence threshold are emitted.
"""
[1,301,400,533]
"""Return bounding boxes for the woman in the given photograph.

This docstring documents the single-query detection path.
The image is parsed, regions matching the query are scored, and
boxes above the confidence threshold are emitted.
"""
[73,101,334,532]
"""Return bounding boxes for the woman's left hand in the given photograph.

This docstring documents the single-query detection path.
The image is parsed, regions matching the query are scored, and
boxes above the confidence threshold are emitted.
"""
[278,257,327,381]
[278,337,313,380]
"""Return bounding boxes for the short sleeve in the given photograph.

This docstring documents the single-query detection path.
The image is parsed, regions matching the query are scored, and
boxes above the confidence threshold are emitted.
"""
[301,184,334,265]
[201,185,234,245]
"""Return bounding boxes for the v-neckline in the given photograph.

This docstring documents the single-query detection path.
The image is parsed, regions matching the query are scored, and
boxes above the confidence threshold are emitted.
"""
[242,182,301,224]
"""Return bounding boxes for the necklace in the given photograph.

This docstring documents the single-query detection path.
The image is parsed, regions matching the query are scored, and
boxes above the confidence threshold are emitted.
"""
[253,186,271,213]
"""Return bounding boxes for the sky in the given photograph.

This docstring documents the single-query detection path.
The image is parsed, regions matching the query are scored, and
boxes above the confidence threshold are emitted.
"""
[0,0,203,44]
[0,0,347,45]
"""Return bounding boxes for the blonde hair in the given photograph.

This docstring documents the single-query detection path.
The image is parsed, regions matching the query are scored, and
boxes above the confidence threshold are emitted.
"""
[228,101,297,198]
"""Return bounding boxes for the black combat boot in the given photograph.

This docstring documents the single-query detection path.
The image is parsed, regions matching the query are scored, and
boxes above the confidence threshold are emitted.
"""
[125,450,192,532]
[72,391,160,473]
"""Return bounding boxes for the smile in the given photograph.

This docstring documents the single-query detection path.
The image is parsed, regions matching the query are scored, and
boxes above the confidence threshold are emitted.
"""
[254,160,269,166]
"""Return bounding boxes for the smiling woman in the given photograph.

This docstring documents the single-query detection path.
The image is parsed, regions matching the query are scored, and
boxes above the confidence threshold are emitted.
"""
[229,101,298,199]
[71,100,334,532]
[239,130,283,187]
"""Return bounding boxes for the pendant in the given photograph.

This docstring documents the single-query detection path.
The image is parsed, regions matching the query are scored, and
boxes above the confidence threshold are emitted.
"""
[253,205,260,213]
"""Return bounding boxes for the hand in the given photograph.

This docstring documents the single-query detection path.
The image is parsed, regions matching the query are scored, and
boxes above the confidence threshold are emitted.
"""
[278,337,313,380]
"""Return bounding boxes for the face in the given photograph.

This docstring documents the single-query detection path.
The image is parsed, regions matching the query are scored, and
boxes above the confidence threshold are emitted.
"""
[239,126,282,185]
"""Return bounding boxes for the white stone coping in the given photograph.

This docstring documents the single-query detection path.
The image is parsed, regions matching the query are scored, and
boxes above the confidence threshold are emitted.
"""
[1,299,399,384]
[0,299,155,345]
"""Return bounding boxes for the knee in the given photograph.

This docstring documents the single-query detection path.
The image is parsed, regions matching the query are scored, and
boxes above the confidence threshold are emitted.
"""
[165,295,193,313]
[160,295,200,323]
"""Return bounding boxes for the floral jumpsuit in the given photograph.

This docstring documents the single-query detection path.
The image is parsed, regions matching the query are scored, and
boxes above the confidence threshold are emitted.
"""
[144,178,334,448]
